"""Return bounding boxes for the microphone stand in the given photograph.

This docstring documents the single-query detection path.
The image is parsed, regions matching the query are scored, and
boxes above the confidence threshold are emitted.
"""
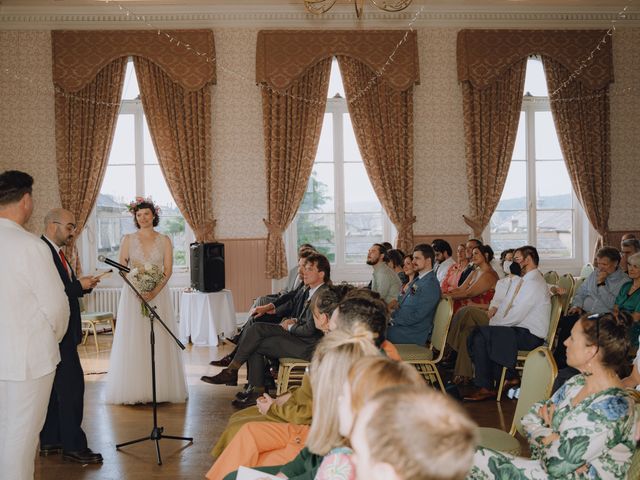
[114,270,193,465]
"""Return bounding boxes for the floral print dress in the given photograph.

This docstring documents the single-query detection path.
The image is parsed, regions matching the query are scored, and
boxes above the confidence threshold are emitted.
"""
[468,375,636,479]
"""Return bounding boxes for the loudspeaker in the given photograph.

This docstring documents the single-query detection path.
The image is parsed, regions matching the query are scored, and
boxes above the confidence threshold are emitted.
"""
[190,242,225,292]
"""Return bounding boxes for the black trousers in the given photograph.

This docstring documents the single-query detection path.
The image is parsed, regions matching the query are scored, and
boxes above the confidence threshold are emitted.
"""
[553,313,581,369]
[39,344,88,451]
[233,323,316,387]
[470,326,544,390]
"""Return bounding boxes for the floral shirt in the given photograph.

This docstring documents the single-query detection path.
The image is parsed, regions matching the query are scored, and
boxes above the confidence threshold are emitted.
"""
[469,375,636,479]
[314,447,355,480]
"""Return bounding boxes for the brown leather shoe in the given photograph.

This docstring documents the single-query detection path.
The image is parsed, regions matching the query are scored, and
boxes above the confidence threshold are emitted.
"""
[463,387,497,402]
[201,368,238,386]
[503,377,521,390]
[209,351,236,367]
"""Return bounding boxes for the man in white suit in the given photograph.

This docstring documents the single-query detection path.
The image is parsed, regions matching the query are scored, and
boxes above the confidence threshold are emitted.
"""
[0,170,69,480]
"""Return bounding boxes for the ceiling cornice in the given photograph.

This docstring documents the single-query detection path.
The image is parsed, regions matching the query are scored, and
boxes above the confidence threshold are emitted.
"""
[0,5,638,29]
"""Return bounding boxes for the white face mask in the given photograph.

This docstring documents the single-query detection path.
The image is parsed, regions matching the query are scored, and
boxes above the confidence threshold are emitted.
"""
[503,260,513,274]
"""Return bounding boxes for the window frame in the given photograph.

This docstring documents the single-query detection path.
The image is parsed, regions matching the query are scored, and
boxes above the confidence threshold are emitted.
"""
[80,92,194,286]
[285,94,395,284]
[486,94,591,271]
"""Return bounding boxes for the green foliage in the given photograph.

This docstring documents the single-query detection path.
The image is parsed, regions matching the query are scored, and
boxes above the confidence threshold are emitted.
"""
[297,171,335,262]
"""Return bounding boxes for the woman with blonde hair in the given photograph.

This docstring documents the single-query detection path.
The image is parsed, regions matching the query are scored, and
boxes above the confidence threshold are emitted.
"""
[213,326,380,480]
[314,356,424,479]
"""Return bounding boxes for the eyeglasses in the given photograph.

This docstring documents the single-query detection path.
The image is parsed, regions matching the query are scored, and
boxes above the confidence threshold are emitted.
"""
[53,221,77,233]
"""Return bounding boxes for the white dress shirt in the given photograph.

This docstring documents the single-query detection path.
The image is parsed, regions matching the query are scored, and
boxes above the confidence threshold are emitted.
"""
[435,257,456,284]
[489,268,551,339]
[0,218,69,381]
[489,275,521,311]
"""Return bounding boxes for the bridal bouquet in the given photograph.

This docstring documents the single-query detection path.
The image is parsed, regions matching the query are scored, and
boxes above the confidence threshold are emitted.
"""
[128,263,164,317]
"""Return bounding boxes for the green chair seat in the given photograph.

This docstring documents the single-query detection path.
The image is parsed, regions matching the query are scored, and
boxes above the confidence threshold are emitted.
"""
[396,344,434,361]
[477,427,521,456]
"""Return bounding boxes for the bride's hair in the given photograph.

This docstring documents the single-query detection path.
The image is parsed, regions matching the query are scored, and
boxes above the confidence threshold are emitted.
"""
[128,197,160,228]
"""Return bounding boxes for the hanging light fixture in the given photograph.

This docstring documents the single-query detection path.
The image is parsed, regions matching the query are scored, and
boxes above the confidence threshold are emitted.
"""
[304,0,413,18]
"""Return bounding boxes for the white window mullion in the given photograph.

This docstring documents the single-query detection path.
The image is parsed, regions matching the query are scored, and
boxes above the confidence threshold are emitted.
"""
[134,102,145,196]
[525,103,537,246]
[333,108,345,269]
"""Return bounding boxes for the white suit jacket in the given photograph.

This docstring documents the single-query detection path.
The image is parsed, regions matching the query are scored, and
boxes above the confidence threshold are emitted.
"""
[0,218,69,381]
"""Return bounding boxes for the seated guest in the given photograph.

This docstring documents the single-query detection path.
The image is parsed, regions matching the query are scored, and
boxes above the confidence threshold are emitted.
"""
[315,356,424,480]
[446,259,522,384]
[470,311,637,478]
[220,327,380,480]
[458,238,483,286]
[445,245,498,314]
[617,251,640,346]
[387,244,441,346]
[385,248,407,285]
[499,248,515,272]
[465,246,551,401]
[554,246,629,369]
[621,235,639,274]
[350,386,478,480]
[432,239,456,284]
[441,243,468,294]
[366,243,401,305]
[209,288,396,457]
[399,254,416,296]
[201,253,330,405]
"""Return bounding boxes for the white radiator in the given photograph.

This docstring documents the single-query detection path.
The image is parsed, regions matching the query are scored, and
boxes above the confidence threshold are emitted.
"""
[86,287,184,320]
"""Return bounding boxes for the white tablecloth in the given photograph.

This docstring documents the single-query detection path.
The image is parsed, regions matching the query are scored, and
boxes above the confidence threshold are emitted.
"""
[179,290,237,346]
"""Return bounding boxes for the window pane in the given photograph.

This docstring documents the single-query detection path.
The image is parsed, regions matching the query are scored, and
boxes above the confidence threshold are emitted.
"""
[143,121,158,165]
[536,210,573,258]
[535,111,562,160]
[96,195,136,265]
[316,114,333,163]
[108,114,135,165]
[489,210,529,253]
[296,213,335,263]
[524,58,548,97]
[344,163,379,213]
[496,161,527,210]
[536,161,572,209]
[158,216,187,267]
[299,166,334,213]
[122,60,140,100]
[343,115,362,162]
[101,165,135,204]
[144,165,176,209]
[345,213,382,264]
[512,112,526,160]
[328,58,345,99]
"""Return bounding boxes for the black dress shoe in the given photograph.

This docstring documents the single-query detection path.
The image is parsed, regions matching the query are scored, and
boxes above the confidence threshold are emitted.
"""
[201,368,238,386]
[39,444,63,456]
[235,384,254,400]
[231,390,262,409]
[210,350,237,367]
[63,448,103,464]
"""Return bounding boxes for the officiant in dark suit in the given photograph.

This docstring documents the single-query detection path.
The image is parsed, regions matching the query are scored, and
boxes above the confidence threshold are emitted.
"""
[39,208,103,464]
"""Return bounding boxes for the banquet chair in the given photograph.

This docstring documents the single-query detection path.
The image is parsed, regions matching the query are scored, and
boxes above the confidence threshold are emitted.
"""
[543,270,560,285]
[556,273,576,316]
[80,298,115,353]
[478,347,557,455]
[276,358,309,395]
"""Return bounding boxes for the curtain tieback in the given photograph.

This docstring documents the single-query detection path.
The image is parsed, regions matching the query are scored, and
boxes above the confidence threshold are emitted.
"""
[195,219,217,242]
[263,219,284,237]
[397,216,416,231]
[462,214,483,237]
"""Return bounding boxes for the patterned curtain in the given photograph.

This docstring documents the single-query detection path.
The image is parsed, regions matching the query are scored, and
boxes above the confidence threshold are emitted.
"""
[337,55,416,253]
[542,55,611,249]
[262,58,332,279]
[134,56,216,242]
[460,58,527,239]
[55,58,127,271]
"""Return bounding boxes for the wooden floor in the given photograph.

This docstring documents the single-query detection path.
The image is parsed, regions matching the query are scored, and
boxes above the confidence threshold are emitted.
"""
[35,333,523,480]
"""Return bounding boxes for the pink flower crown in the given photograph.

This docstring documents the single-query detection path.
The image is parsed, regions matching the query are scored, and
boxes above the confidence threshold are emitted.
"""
[127,196,161,215]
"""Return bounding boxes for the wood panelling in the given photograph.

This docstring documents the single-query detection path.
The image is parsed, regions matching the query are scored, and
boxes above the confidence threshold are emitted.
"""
[219,238,271,312]
[413,234,472,251]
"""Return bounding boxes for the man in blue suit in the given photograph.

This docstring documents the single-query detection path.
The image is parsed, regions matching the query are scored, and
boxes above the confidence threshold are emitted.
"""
[387,243,441,346]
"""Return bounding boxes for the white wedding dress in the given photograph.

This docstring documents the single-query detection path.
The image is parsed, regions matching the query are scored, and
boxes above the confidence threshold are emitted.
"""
[105,233,188,404]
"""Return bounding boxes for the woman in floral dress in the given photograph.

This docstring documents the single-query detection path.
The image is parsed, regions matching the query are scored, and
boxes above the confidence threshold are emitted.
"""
[469,311,636,479]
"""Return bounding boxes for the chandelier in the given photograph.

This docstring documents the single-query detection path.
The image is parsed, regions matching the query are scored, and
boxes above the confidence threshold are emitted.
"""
[304,0,413,19]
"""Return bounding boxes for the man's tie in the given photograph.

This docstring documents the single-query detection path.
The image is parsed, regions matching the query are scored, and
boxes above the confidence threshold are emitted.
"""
[59,248,71,278]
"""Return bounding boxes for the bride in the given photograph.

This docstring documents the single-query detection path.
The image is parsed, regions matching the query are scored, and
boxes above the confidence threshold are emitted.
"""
[105,198,188,404]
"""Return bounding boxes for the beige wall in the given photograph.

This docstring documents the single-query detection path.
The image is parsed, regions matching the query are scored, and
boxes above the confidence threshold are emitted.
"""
[1,27,638,238]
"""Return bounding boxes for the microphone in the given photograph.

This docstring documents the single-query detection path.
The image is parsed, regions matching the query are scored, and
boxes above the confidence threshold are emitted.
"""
[98,255,130,273]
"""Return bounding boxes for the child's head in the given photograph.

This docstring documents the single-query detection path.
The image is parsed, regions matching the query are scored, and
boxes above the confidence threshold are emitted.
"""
[311,283,354,333]
[305,327,380,456]
[330,289,388,346]
[338,355,423,438]
[351,386,478,480]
